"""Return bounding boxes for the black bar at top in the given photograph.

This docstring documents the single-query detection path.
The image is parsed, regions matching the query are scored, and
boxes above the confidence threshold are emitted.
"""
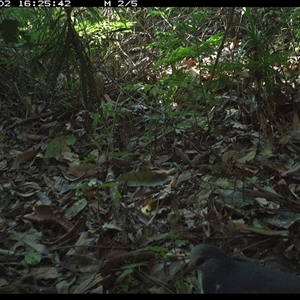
[3,0,201,7]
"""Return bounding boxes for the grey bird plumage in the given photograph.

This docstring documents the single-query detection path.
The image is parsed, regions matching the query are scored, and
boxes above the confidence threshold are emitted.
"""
[187,244,300,294]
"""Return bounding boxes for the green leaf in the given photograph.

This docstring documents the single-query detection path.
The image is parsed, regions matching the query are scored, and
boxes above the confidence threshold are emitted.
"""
[24,249,42,265]
[45,137,61,158]
[117,170,173,187]
[45,135,76,158]
[236,150,256,164]
[253,218,264,229]
[65,198,87,220]
[65,135,76,145]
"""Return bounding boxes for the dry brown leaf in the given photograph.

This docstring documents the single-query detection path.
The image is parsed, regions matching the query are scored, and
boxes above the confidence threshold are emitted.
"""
[30,266,61,280]
[12,148,38,167]
[66,163,97,178]
[46,215,87,246]
[233,222,288,236]
[23,205,73,231]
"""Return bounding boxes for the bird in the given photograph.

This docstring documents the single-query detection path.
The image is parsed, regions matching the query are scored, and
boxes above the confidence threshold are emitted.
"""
[186,244,300,294]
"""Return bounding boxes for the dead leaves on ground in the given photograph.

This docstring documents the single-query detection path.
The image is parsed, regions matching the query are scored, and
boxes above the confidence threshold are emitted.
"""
[2,97,300,293]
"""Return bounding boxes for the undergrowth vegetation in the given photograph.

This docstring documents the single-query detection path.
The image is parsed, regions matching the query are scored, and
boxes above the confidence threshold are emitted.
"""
[1,7,300,293]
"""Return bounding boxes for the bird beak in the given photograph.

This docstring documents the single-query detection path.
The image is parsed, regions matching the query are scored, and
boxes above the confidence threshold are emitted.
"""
[184,261,196,276]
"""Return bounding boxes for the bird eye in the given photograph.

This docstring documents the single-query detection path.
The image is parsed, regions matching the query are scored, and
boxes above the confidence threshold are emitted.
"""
[195,257,206,267]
